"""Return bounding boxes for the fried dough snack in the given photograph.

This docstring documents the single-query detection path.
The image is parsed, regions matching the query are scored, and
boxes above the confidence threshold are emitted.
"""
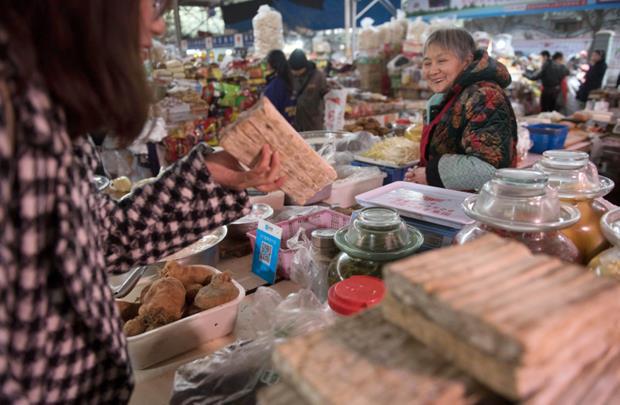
[124,317,148,337]
[160,261,215,290]
[138,277,186,326]
[194,272,239,310]
[116,300,140,323]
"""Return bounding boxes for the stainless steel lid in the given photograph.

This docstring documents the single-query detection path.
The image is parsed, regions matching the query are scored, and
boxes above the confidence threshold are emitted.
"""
[601,208,620,247]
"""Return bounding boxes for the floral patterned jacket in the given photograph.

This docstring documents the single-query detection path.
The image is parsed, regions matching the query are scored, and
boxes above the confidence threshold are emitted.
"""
[423,50,518,189]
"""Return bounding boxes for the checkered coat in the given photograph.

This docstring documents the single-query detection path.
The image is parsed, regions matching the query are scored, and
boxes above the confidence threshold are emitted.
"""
[0,45,250,403]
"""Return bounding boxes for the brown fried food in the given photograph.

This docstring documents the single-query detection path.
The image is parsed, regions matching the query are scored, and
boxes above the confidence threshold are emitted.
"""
[116,300,140,323]
[194,272,239,310]
[139,282,152,303]
[124,317,148,337]
[183,304,203,318]
[160,261,215,290]
[186,283,203,304]
[138,277,186,325]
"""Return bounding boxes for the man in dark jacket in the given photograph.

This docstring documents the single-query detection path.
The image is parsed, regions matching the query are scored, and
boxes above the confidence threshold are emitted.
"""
[288,49,328,132]
[577,49,608,104]
[526,50,568,112]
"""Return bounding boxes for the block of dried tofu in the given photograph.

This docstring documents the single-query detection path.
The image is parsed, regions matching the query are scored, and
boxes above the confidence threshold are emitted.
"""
[382,233,620,401]
[219,98,337,205]
[273,309,496,405]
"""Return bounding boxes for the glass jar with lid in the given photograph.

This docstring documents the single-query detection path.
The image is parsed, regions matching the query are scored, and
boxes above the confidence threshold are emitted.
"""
[588,209,620,280]
[532,150,615,263]
[327,207,424,285]
[456,169,582,262]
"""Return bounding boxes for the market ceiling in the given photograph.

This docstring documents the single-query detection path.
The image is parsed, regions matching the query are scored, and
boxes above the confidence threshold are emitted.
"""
[180,0,401,31]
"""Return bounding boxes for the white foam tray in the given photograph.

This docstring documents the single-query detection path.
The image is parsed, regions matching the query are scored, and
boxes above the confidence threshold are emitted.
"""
[355,181,474,229]
[123,265,245,369]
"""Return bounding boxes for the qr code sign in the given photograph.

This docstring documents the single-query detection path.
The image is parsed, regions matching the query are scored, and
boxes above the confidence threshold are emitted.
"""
[259,242,272,266]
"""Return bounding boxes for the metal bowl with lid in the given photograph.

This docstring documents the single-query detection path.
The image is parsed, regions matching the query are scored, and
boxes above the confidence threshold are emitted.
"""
[329,208,424,284]
[461,169,581,233]
[533,150,615,263]
[457,169,581,262]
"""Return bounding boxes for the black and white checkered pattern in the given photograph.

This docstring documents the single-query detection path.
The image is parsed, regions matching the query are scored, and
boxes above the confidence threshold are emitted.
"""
[0,38,250,403]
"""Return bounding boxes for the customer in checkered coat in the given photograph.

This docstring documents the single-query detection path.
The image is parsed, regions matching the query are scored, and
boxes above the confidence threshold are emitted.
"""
[0,1,284,403]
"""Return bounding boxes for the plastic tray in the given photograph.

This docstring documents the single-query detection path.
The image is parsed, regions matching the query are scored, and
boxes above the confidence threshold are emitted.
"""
[326,172,386,208]
[355,181,474,229]
[247,209,351,279]
[124,266,245,369]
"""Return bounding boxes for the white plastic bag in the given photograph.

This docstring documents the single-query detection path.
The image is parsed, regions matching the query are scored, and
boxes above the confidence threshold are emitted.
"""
[324,89,348,131]
[358,17,380,54]
[252,5,284,58]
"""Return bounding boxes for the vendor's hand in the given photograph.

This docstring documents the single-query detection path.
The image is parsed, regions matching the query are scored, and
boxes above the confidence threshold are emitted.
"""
[205,145,286,192]
[405,166,427,185]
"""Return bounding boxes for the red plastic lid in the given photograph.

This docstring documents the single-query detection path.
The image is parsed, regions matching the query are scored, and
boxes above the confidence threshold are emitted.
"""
[395,118,411,125]
[327,276,386,316]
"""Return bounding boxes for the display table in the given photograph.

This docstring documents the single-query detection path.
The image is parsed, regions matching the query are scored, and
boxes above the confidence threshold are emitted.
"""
[128,256,300,405]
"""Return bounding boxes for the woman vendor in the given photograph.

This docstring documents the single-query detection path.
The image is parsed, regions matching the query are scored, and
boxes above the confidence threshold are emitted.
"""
[0,0,283,402]
[406,28,518,190]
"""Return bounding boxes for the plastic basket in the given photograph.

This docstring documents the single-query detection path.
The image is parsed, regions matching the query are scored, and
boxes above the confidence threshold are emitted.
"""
[527,124,569,154]
[247,209,351,279]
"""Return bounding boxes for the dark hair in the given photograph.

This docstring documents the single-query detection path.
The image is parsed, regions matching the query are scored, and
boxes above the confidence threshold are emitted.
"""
[0,0,164,143]
[593,49,606,60]
[424,28,476,62]
[267,49,293,91]
[541,50,551,58]
[552,52,563,61]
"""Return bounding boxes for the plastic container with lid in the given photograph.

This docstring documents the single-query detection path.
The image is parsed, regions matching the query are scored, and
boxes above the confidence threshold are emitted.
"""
[533,150,614,263]
[589,209,620,280]
[328,275,385,316]
[327,207,424,284]
[456,169,582,262]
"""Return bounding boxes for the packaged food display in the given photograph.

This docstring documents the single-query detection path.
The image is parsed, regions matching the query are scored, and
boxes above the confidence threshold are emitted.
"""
[358,136,420,166]
[457,169,582,262]
[533,150,614,263]
[327,207,423,284]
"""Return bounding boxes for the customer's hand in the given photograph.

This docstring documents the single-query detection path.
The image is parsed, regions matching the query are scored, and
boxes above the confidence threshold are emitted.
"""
[205,145,286,192]
[404,166,427,185]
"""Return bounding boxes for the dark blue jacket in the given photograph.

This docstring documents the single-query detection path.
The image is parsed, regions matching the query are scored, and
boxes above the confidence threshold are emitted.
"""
[263,75,296,124]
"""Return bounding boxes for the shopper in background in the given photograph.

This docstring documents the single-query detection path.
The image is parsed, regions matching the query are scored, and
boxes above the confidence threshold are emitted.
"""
[0,0,284,402]
[263,49,296,124]
[526,50,566,112]
[288,48,329,131]
[552,52,570,115]
[405,28,517,191]
[577,49,608,106]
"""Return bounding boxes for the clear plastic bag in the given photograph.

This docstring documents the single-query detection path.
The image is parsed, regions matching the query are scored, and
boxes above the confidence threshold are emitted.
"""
[171,289,335,405]
[287,228,330,302]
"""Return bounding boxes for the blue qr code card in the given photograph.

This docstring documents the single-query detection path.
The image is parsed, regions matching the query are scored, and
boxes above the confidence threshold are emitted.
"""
[252,220,282,284]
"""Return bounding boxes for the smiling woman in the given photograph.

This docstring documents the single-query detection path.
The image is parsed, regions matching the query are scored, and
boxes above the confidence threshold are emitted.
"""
[406,28,518,192]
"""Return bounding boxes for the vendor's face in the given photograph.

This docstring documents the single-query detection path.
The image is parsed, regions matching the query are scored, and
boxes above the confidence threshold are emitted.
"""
[591,52,602,64]
[423,45,470,94]
[140,0,167,54]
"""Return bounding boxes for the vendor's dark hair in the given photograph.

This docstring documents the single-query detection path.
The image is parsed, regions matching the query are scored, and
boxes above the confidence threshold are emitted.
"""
[541,50,551,58]
[424,28,475,62]
[593,49,606,60]
[552,52,563,61]
[0,0,168,143]
[267,49,293,92]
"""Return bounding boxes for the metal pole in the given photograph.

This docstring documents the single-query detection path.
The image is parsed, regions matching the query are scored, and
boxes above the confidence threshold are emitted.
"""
[345,0,352,61]
[172,0,182,51]
[351,0,357,58]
